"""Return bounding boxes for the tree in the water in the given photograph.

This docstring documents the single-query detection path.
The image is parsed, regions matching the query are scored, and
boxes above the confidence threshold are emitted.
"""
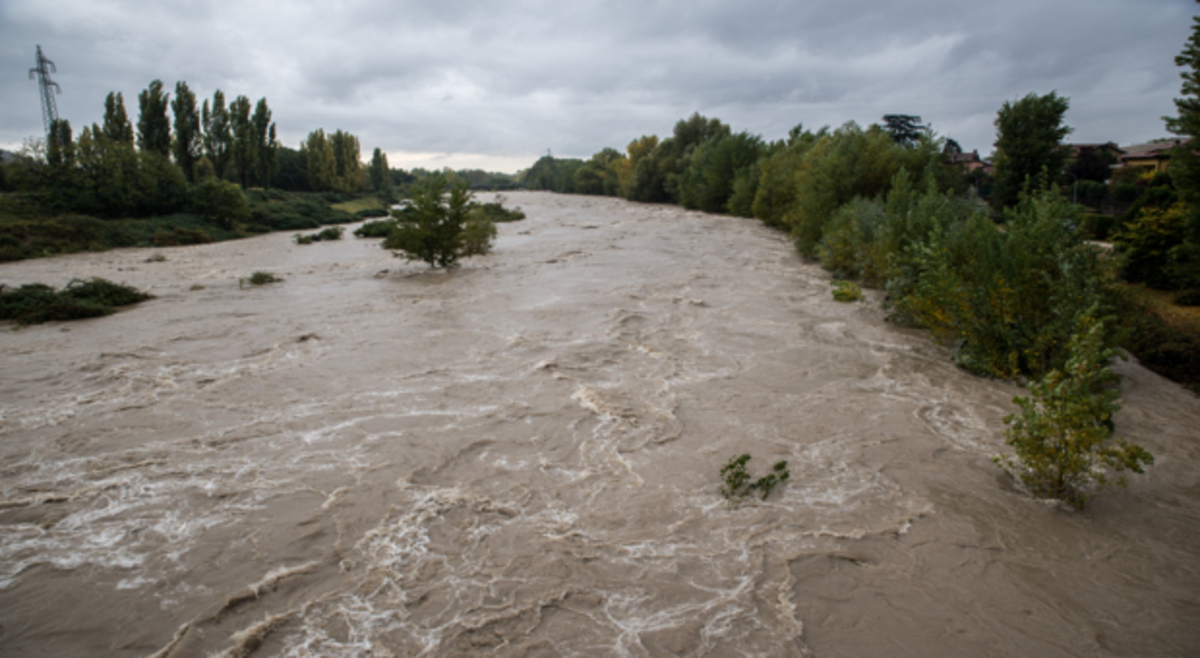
[383,174,496,268]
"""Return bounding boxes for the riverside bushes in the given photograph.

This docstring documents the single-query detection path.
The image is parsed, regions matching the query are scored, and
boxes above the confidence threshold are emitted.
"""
[0,278,153,324]
[994,314,1153,509]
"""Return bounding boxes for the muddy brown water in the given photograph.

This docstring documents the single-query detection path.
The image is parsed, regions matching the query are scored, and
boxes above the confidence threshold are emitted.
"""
[1,192,1199,657]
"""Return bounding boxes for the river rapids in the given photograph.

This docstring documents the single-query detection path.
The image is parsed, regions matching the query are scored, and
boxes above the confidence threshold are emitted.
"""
[2,192,1199,657]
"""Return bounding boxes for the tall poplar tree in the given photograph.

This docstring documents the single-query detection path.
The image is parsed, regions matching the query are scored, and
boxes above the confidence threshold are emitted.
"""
[201,90,232,180]
[171,81,201,182]
[330,129,362,193]
[102,92,134,146]
[369,147,390,192]
[229,95,255,188]
[251,98,277,188]
[301,129,336,191]
[137,80,172,156]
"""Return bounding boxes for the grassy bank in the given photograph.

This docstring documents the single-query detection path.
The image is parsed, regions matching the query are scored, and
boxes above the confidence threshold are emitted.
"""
[1114,284,1200,392]
[0,190,363,262]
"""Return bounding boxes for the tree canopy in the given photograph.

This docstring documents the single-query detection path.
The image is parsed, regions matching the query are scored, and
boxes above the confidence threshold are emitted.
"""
[137,80,171,157]
[991,91,1072,208]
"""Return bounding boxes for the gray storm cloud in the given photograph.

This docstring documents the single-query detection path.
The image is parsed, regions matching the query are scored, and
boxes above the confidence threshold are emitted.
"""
[1,0,1192,172]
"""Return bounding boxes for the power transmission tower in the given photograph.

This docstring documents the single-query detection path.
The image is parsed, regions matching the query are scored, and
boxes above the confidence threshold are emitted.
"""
[29,45,61,137]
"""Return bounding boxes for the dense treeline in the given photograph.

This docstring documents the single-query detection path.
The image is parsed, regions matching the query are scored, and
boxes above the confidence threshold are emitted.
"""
[0,77,520,261]
[520,22,1200,505]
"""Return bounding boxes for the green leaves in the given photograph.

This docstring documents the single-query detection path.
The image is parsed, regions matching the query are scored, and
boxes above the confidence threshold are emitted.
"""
[382,175,495,269]
[991,91,1072,209]
[994,313,1153,509]
[720,454,790,504]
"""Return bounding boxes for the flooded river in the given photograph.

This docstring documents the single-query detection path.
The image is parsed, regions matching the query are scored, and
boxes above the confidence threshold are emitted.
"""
[2,192,1199,657]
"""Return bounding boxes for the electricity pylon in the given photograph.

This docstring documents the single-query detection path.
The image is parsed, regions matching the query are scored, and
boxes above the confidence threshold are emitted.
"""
[29,45,61,137]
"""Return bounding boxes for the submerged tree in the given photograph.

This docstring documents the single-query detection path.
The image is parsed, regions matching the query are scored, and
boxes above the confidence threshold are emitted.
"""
[994,313,1153,509]
[383,174,496,268]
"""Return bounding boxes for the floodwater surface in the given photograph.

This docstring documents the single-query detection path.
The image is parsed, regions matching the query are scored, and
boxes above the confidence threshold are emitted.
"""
[2,192,1199,657]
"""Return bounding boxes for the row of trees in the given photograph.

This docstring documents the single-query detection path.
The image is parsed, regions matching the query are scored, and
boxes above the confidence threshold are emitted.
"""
[6,77,407,218]
[521,63,1200,507]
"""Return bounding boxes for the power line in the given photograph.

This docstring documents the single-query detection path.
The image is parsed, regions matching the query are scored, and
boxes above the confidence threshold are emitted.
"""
[29,45,61,137]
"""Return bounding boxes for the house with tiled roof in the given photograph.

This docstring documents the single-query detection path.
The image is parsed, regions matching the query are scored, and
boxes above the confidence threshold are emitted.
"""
[1120,138,1191,173]
[945,149,991,174]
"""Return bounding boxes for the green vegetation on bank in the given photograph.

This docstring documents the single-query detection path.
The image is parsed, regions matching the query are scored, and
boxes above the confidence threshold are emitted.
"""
[524,15,1200,509]
[0,76,520,263]
[0,277,153,325]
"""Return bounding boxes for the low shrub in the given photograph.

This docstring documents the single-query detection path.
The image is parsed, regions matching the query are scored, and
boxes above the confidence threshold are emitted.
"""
[720,454,790,504]
[354,219,397,238]
[1113,286,1200,386]
[474,195,526,222]
[1176,289,1200,306]
[994,314,1153,509]
[1114,203,1189,289]
[354,208,389,219]
[61,277,154,307]
[1078,212,1116,241]
[831,280,864,302]
[240,271,280,287]
[0,278,152,325]
[317,226,344,241]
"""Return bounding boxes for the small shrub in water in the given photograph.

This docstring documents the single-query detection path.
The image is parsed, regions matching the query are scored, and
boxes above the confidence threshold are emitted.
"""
[720,454,790,504]
[832,280,864,302]
[0,278,152,325]
[354,219,397,238]
[993,313,1153,509]
[317,226,344,241]
[294,234,314,245]
[240,271,280,288]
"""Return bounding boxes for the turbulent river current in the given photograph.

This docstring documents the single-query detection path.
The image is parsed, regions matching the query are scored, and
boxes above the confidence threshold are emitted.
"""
[2,192,1199,657]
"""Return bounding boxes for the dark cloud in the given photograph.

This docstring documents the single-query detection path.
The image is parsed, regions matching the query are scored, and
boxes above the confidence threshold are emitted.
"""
[2,0,1193,171]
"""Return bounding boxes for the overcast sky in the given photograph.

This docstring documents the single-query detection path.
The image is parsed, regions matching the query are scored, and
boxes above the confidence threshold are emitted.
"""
[2,0,1195,173]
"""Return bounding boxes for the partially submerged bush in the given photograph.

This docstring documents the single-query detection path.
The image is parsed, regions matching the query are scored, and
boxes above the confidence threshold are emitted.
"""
[240,271,280,287]
[295,226,345,244]
[720,454,790,505]
[354,219,397,238]
[995,314,1153,509]
[831,280,864,302]
[61,277,154,307]
[0,278,152,325]
[474,195,526,223]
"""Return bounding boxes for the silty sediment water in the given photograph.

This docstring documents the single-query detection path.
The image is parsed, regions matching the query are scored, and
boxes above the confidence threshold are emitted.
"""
[2,191,1199,657]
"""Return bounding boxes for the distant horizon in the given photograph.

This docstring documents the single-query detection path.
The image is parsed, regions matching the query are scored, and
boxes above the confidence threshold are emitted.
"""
[3,1,1193,175]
